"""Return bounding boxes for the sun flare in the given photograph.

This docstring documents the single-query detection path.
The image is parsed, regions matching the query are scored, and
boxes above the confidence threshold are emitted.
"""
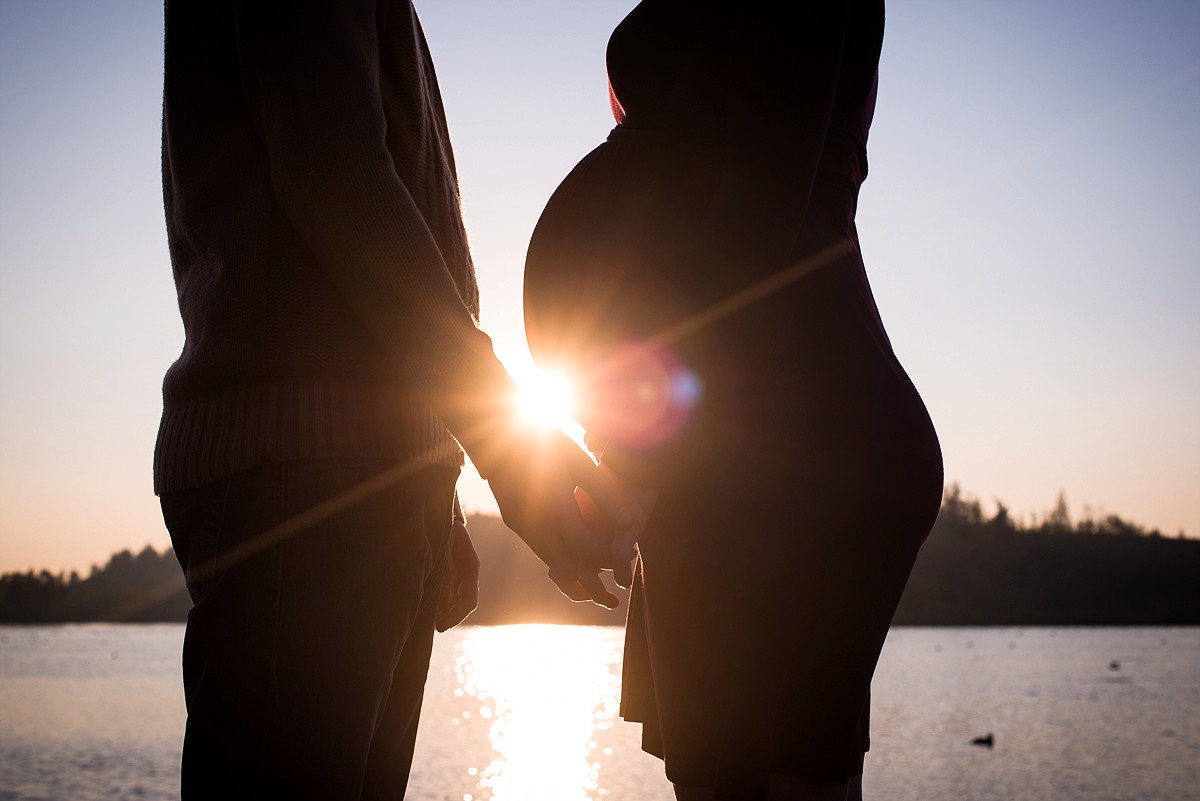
[514,367,578,432]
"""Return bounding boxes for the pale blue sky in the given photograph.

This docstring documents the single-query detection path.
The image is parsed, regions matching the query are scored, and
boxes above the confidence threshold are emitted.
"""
[1,0,1197,572]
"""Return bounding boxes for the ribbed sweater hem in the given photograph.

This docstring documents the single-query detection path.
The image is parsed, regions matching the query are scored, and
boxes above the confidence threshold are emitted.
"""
[153,383,464,495]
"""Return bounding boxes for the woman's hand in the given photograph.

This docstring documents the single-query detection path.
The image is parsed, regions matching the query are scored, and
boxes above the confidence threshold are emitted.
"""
[575,463,658,589]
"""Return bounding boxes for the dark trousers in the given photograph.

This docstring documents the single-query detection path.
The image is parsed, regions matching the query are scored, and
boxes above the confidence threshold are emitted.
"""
[160,460,458,800]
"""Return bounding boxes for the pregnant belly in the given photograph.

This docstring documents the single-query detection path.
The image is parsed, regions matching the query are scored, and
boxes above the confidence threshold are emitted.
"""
[524,137,744,448]
[523,137,939,489]
[524,139,704,367]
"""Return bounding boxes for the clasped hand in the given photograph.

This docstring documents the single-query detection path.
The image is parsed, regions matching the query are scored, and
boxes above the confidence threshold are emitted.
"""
[487,425,644,608]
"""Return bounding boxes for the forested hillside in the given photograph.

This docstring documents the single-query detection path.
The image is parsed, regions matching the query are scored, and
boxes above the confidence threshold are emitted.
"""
[3,486,1196,625]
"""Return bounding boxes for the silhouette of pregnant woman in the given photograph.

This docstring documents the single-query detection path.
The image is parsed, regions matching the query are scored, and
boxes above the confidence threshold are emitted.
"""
[524,2,943,799]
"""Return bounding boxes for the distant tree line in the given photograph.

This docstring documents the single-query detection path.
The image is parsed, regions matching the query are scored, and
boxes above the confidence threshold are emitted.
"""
[892,485,1200,625]
[0,545,191,623]
[2,486,1197,625]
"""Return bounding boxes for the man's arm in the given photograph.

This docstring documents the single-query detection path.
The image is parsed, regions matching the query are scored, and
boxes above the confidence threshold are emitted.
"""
[231,1,516,466]
[229,1,634,601]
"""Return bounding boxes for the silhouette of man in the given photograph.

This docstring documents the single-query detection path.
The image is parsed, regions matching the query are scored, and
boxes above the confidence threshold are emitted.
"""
[155,2,632,798]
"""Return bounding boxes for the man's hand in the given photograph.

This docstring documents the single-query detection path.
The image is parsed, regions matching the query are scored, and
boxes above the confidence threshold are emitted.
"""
[436,517,480,632]
[487,425,636,609]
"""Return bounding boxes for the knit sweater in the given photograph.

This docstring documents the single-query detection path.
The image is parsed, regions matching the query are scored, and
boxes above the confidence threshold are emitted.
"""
[156,0,516,494]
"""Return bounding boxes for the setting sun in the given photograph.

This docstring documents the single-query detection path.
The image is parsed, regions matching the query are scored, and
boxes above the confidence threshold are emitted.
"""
[514,367,578,433]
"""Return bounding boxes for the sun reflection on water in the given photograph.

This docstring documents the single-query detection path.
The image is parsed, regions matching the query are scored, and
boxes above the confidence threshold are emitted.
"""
[452,625,622,801]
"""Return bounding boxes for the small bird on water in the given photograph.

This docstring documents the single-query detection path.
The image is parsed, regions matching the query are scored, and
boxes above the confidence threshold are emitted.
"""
[971,733,995,748]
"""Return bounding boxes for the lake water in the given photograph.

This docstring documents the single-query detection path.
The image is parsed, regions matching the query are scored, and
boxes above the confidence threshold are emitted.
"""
[0,624,1197,800]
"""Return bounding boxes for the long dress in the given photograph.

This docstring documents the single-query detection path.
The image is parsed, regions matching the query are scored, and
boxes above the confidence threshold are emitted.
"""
[523,1,943,794]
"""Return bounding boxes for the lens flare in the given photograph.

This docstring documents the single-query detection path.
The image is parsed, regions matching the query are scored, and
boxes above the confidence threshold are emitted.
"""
[579,343,702,450]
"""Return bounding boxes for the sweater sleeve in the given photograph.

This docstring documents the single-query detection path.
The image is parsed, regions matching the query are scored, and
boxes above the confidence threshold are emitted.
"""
[229,0,517,476]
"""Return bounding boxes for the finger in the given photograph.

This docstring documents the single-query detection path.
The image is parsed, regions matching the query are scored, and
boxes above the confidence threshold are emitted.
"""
[565,455,634,533]
[549,427,600,475]
[554,501,611,566]
[611,524,638,573]
[547,568,592,603]
[583,429,609,455]
[528,508,593,574]
[577,569,619,609]
[574,485,600,525]
[611,552,634,590]
[550,432,633,525]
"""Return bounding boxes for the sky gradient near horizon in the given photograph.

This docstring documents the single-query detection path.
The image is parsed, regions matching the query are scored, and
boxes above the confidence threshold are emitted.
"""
[1,0,1197,573]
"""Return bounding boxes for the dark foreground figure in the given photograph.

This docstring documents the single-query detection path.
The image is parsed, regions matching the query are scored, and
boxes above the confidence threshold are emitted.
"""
[525,2,943,799]
[157,2,633,798]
